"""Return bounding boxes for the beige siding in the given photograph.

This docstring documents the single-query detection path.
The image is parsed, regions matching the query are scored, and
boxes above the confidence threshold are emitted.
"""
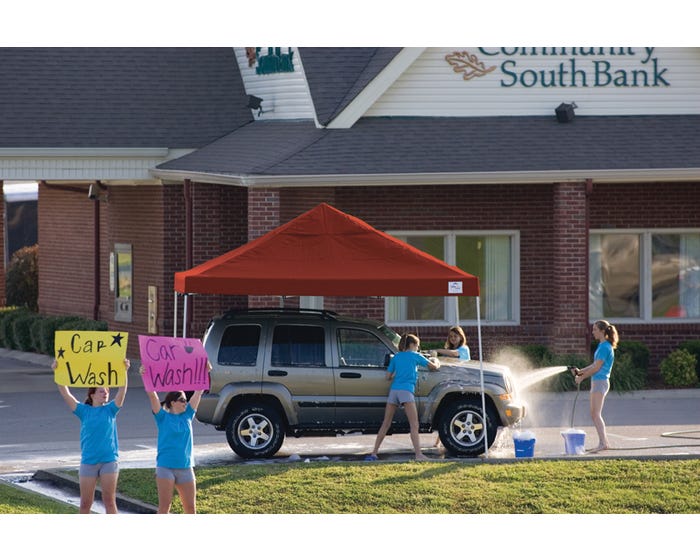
[365,47,700,117]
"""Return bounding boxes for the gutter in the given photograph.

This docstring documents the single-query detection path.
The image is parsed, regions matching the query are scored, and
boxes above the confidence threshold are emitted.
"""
[150,167,700,188]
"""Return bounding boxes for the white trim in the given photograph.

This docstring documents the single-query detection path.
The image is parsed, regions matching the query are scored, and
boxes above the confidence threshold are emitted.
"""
[326,48,426,129]
[150,167,700,188]
[0,148,193,181]
[0,148,172,157]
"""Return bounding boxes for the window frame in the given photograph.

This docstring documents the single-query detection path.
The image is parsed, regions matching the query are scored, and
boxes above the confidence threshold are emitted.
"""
[590,228,700,324]
[385,229,520,327]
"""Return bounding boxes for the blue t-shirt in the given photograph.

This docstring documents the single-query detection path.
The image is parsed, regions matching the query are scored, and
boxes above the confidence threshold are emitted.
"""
[457,346,471,361]
[593,340,615,381]
[154,405,196,469]
[73,401,120,464]
[387,350,430,393]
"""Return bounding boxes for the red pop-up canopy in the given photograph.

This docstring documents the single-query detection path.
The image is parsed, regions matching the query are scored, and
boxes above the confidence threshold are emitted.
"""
[174,203,479,297]
[173,203,490,454]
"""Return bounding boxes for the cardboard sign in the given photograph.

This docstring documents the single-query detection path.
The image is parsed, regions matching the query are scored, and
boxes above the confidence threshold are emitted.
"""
[54,331,129,387]
[138,335,210,392]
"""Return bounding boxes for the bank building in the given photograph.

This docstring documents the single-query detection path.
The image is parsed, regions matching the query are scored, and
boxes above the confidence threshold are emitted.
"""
[1,47,698,380]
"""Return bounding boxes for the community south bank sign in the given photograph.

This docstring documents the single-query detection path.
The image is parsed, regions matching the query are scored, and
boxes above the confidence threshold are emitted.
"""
[446,48,670,88]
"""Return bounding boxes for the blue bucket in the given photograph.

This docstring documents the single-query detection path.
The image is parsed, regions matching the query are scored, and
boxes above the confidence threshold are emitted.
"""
[513,431,536,458]
[561,429,586,455]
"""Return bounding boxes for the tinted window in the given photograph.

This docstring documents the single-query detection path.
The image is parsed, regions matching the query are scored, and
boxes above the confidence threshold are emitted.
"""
[337,328,390,367]
[272,325,325,367]
[217,325,261,365]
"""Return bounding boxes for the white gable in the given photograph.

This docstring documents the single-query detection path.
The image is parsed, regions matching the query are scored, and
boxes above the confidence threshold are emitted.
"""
[363,47,700,117]
[234,47,317,122]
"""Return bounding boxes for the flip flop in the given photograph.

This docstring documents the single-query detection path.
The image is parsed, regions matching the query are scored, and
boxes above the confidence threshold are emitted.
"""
[364,454,379,461]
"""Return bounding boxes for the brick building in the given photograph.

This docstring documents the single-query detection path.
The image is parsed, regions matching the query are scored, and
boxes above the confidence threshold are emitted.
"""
[1,47,699,377]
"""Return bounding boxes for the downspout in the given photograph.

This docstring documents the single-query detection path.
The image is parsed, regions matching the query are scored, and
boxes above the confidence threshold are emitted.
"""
[93,181,101,321]
[184,179,193,336]
[585,178,593,353]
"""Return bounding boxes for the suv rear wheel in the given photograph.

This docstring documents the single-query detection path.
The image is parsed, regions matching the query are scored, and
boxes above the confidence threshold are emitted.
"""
[226,403,285,459]
[437,398,498,457]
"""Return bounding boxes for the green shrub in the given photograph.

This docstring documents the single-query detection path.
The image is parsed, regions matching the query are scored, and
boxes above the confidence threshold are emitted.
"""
[610,352,647,392]
[5,244,38,311]
[660,349,698,388]
[11,311,40,352]
[679,340,700,379]
[616,340,650,372]
[0,307,32,349]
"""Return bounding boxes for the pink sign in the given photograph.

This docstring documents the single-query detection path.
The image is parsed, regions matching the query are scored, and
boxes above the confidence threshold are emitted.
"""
[138,335,210,392]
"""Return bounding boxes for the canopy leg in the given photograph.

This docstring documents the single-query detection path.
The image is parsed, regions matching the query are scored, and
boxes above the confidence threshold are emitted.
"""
[173,291,178,337]
[476,295,488,458]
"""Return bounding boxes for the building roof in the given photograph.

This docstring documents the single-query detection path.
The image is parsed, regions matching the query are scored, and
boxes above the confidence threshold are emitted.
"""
[0,48,252,148]
[298,48,402,125]
[154,114,700,185]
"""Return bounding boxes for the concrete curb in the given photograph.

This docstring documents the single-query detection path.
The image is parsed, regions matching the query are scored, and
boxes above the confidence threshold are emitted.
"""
[33,469,157,514]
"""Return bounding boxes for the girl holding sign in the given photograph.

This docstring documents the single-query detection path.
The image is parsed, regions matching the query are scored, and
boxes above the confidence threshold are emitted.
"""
[142,373,205,514]
[55,359,130,514]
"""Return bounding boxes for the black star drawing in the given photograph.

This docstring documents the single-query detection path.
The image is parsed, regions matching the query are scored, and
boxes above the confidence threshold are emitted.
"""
[57,347,65,359]
[111,333,124,347]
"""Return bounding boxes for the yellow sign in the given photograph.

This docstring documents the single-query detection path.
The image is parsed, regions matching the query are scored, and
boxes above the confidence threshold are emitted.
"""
[54,331,129,387]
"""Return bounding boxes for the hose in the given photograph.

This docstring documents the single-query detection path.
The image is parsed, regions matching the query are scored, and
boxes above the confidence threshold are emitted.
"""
[570,381,580,429]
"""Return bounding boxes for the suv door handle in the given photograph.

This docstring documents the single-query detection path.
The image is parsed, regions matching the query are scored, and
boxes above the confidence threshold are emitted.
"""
[339,372,361,379]
[268,370,288,377]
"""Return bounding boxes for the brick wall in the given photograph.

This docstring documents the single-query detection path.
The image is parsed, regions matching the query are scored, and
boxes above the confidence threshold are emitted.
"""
[38,183,96,318]
[0,181,5,305]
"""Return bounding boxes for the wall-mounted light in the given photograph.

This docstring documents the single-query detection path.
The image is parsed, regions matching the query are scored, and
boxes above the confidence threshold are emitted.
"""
[247,94,266,116]
[88,182,109,202]
[555,102,578,123]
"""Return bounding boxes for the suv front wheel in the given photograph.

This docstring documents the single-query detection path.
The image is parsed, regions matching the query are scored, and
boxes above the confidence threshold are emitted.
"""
[226,403,285,459]
[437,398,498,457]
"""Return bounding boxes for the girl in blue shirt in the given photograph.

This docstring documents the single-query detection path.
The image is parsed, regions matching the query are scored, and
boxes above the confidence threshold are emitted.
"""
[56,358,130,514]
[143,383,204,514]
[367,334,440,461]
[434,325,471,361]
[573,320,619,453]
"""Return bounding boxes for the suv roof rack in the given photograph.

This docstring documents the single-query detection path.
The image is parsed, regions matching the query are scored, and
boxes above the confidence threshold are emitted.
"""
[221,307,340,320]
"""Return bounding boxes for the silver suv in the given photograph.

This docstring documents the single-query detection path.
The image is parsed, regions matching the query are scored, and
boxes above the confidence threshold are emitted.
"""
[196,308,526,459]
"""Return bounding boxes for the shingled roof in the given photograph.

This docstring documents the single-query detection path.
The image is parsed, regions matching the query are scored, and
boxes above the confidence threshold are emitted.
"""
[0,48,252,148]
[297,47,402,125]
[154,114,700,183]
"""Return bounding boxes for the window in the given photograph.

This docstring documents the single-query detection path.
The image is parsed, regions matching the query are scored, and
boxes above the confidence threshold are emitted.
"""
[272,325,325,367]
[218,325,261,366]
[386,232,518,325]
[337,328,392,367]
[590,231,700,321]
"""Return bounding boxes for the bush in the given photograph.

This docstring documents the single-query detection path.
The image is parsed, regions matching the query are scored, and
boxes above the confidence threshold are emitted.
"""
[0,307,32,349]
[616,340,650,372]
[5,244,38,311]
[11,311,40,352]
[679,340,700,379]
[610,352,647,392]
[660,349,699,388]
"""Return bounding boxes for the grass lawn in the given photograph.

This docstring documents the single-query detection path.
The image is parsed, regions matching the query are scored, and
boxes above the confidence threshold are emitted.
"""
[0,480,76,514]
[114,458,700,514]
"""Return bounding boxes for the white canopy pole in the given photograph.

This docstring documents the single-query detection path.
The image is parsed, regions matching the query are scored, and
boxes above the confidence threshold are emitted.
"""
[183,294,189,338]
[173,291,178,337]
[476,295,488,458]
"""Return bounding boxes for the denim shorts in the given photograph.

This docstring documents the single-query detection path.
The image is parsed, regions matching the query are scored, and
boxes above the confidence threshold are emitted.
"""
[591,379,610,395]
[156,466,195,484]
[387,389,415,406]
[79,461,119,478]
